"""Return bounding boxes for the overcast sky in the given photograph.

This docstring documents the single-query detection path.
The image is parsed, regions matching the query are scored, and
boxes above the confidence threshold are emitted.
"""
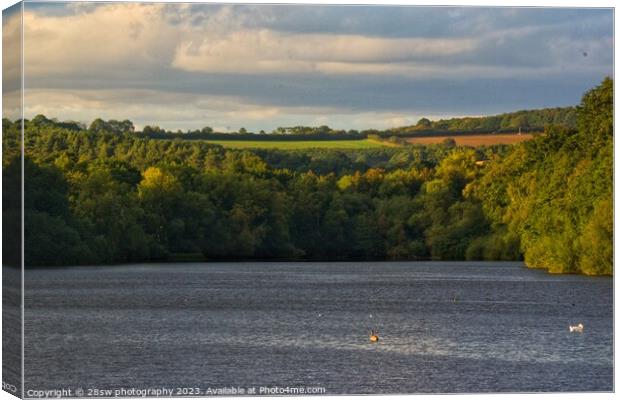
[3,3,614,131]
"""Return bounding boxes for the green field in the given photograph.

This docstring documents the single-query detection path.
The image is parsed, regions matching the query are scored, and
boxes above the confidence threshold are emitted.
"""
[205,139,389,149]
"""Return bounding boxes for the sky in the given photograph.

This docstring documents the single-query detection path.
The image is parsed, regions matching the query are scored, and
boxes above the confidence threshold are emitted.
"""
[2,2,614,132]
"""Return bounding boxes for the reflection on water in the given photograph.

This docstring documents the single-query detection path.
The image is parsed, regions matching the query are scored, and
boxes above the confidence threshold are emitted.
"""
[25,262,612,394]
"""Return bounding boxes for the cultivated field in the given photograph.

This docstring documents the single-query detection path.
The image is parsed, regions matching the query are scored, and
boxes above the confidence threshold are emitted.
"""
[406,133,537,146]
[204,134,537,149]
[205,139,388,149]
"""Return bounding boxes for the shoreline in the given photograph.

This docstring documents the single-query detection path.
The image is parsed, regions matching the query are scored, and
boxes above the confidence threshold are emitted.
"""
[10,260,612,277]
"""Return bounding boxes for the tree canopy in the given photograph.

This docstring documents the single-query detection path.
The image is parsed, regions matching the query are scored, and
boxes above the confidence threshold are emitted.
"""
[3,79,611,275]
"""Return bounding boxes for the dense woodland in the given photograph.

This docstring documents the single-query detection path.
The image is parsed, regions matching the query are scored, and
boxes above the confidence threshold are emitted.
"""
[2,79,612,275]
[390,106,577,135]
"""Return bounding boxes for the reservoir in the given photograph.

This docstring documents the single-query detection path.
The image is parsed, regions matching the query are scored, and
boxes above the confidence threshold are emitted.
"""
[24,261,613,394]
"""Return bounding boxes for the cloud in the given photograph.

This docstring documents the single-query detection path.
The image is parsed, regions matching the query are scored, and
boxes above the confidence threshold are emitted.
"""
[3,5,21,91]
[23,3,180,77]
[168,8,612,79]
[24,88,349,131]
[21,87,453,132]
[171,29,477,75]
[3,4,22,120]
[3,89,21,121]
[23,3,613,80]
[16,3,614,130]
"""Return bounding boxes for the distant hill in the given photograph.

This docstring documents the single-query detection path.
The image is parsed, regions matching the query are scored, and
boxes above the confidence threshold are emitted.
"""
[387,107,577,137]
[13,106,577,142]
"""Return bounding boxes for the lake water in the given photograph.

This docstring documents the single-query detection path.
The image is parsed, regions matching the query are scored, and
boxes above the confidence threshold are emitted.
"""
[24,262,613,395]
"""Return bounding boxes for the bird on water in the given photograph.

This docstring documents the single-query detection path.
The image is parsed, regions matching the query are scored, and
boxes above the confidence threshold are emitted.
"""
[569,323,584,333]
[369,330,380,342]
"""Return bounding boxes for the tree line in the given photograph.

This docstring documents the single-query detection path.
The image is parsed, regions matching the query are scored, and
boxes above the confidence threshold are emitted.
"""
[2,79,611,275]
[396,106,577,134]
[23,105,577,140]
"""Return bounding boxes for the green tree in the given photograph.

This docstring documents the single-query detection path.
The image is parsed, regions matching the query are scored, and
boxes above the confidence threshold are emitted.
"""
[416,117,432,128]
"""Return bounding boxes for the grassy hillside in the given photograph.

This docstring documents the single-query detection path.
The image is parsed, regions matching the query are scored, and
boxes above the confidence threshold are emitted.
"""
[205,138,389,149]
[207,135,535,149]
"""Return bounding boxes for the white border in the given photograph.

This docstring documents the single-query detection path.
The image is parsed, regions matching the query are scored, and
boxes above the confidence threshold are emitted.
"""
[0,2,616,400]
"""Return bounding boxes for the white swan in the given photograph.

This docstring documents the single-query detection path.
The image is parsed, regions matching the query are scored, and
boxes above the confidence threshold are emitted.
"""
[569,323,584,333]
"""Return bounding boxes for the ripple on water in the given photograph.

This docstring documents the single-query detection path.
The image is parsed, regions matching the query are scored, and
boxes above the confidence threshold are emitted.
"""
[23,261,612,393]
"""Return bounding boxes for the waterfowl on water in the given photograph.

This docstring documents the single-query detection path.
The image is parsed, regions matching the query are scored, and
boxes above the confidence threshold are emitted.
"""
[369,330,379,342]
[569,323,584,333]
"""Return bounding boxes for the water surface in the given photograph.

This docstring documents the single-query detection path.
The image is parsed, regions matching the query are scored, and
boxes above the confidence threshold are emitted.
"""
[24,262,613,394]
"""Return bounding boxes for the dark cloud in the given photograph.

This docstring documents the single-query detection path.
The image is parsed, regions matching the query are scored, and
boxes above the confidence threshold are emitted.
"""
[20,3,614,129]
[179,5,611,39]
[27,66,608,116]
